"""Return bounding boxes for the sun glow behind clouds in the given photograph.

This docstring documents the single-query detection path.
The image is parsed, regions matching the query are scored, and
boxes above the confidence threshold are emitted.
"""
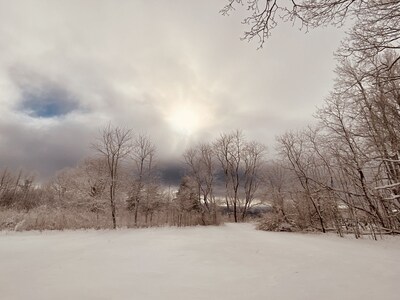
[167,105,200,135]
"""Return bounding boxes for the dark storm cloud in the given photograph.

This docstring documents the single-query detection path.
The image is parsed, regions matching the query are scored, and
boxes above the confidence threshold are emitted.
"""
[0,119,94,180]
[158,162,186,186]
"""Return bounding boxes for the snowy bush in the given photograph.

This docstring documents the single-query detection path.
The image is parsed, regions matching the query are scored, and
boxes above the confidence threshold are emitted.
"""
[257,212,297,232]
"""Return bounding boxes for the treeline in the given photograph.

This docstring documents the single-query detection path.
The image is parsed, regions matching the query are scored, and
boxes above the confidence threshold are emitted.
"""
[2,49,399,235]
[0,126,269,231]
[0,128,209,230]
[2,2,399,235]
[261,51,400,238]
[220,0,400,239]
[181,130,267,224]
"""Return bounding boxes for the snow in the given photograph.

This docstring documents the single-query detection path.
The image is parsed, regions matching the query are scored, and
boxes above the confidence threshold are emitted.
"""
[0,223,399,300]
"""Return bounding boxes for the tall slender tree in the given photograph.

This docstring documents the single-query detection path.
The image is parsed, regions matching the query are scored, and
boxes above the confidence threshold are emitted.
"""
[92,123,133,229]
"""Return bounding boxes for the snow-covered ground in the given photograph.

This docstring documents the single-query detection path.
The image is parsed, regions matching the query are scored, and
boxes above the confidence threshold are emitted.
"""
[0,223,399,300]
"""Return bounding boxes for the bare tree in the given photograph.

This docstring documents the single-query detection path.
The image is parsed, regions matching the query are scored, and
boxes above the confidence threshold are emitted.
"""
[139,182,164,226]
[173,176,201,226]
[222,0,400,61]
[214,130,244,222]
[314,51,400,232]
[80,158,109,219]
[263,161,288,221]
[214,133,234,215]
[184,143,218,224]
[241,141,266,220]
[127,134,156,226]
[0,169,41,211]
[214,130,267,222]
[276,130,327,232]
[0,169,15,207]
[92,123,133,229]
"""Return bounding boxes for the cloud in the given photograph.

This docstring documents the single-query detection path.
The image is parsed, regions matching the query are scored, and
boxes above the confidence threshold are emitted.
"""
[158,162,186,187]
[0,0,345,181]
[21,94,78,118]
[10,67,80,118]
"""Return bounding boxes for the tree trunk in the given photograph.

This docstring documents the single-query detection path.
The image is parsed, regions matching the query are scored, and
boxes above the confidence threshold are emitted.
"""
[110,184,117,229]
[233,201,238,223]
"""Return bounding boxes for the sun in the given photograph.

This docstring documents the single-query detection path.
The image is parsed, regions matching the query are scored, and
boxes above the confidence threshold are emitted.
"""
[166,105,201,135]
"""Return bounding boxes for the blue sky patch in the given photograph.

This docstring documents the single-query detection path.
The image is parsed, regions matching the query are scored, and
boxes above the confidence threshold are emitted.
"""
[19,85,79,118]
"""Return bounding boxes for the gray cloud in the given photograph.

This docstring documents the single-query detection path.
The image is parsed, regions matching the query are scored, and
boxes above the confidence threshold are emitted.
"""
[0,0,345,182]
[158,162,186,187]
[20,92,78,118]
[10,67,81,118]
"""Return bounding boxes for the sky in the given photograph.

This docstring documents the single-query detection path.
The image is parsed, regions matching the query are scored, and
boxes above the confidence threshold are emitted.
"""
[0,0,346,182]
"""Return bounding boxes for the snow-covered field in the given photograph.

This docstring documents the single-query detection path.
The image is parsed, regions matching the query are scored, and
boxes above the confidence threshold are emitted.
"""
[0,223,399,300]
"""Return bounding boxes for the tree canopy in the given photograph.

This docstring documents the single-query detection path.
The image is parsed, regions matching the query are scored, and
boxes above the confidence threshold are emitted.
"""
[223,0,400,66]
